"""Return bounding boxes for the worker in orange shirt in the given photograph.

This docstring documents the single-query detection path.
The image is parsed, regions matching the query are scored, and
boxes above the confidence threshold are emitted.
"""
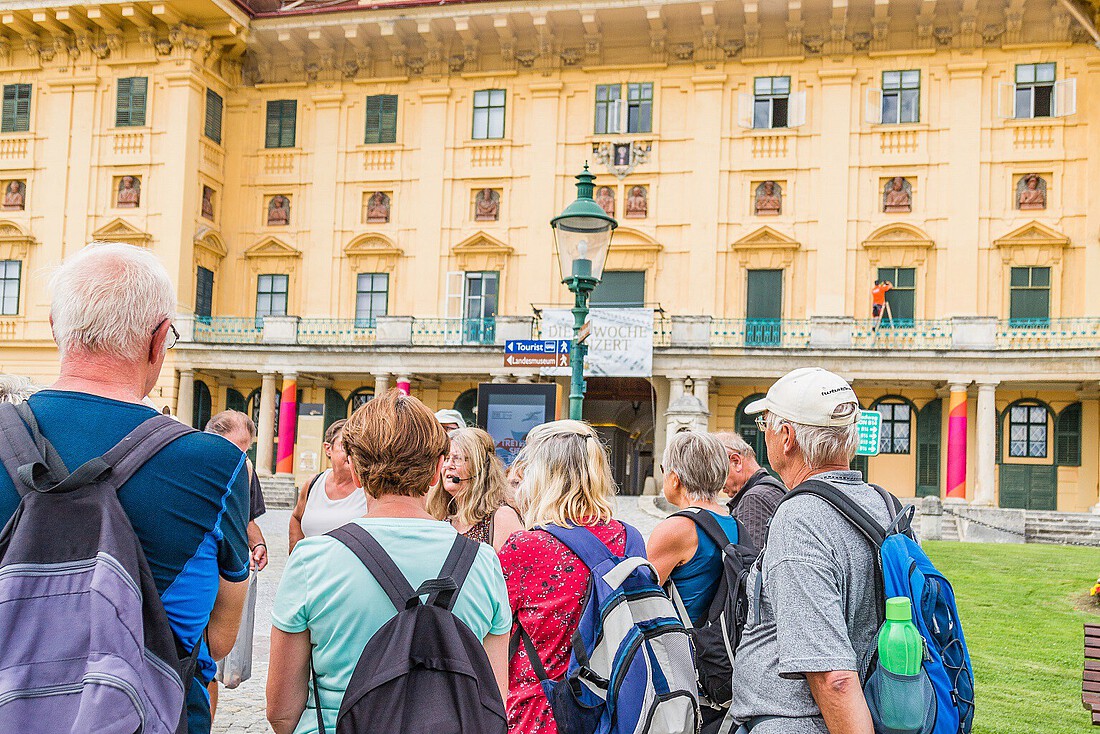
[871,280,893,328]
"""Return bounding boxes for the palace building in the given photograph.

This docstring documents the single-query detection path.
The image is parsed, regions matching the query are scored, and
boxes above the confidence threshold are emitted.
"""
[1,0,1099,510]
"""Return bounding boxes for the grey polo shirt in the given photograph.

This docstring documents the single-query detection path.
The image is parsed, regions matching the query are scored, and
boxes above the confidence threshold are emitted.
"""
[730,471,893,730]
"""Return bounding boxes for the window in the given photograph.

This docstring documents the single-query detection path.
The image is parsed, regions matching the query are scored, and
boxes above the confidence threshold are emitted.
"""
[1009,266,1050,326]
[256,274,289,318]
[626,83,653,133]
[594,84,621,134]
[0,260,20,315]
[1,84,31,133]
[355,273,389,327]
[1008,403,1047,458]
[365,94,398,144]
[746,269,783,346]
[265,100,297,149]
[204,89,223,144]
[753,76,790,129]
[1015,63,1055,119]
[115,77,148,127]
[882,71,919,124]
[463,271,497,343]
[1055,403,1081,466]
[195,267,214,320]
[876,267,916,325]
[591,271,645,308]
[472,89,505,140]
[876,401,911,454]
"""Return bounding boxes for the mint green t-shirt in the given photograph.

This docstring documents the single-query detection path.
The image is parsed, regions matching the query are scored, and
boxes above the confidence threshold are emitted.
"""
[272,518,512,734]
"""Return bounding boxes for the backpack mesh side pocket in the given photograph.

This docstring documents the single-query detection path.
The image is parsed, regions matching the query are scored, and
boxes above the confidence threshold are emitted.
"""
[864,665,936,734]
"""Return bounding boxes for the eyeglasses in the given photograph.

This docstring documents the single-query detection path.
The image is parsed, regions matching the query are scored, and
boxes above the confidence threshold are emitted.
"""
[754,415,768,431]
[153,319,179,350]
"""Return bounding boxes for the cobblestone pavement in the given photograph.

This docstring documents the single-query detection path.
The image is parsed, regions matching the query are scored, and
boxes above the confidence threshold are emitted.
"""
[211,497,666,733]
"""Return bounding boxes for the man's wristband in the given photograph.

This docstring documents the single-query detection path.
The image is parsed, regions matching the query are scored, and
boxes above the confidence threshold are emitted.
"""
[251,543,267,551]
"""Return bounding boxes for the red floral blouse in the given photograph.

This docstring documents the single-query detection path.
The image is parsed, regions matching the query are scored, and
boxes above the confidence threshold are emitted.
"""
[499,520,627,734]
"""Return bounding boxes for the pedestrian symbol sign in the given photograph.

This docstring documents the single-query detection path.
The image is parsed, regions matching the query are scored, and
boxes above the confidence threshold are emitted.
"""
[856,410,881,457]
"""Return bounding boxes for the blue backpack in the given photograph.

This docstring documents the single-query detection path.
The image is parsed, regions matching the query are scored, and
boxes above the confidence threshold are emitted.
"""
[509,523,700,734]
[782,481,975,734]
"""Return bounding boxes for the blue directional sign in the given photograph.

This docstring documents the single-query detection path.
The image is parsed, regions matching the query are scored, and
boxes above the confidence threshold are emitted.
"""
[505,339,571,355]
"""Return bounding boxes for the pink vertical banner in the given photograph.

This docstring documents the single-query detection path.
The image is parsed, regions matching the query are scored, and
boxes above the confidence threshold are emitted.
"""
[396,379,410,396]
[275,376,297,474]
[945,388,968,499]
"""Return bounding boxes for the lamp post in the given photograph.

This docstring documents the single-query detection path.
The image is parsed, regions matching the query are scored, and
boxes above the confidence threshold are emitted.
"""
[551,164,617,420]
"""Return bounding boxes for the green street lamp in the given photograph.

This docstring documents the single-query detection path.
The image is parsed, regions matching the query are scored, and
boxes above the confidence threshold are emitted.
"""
[551,163,618,420]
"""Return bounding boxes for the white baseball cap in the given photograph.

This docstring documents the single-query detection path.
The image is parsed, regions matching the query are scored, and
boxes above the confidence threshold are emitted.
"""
[745,368,860,427]
[434,409,466,428]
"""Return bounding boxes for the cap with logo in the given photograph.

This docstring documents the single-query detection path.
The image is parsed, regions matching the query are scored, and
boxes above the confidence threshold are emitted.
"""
[745,367,860,427]
[434,409,466,428]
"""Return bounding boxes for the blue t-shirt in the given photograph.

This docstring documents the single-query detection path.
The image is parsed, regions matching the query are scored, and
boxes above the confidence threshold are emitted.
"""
[669,510,741,626]
[0,390,251,732]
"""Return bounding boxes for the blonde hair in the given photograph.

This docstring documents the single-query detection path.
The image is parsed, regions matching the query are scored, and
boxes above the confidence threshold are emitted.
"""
[515,420,616,528]
[427,427,510,525]
[342,389,448,499]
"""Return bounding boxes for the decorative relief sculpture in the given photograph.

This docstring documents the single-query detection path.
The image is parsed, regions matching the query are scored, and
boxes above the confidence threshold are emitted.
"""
[592,140,652,179]
[117,176,140,208]
[2,180,25,211]
[882,176,912,213]
[474,188,500,221]
[596,186,616,217]
[201,185,215,220]
[754,181,782,216]
[365,191,391,223]
[1016,174,1046,210]
[267,195,290,225]
[625,186,648,218]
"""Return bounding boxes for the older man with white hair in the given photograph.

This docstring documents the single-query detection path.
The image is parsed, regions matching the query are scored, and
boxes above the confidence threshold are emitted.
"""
[0,242,250,734]
[730,367,890,734]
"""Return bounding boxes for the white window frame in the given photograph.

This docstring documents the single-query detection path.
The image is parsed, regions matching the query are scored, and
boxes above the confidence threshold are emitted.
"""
[738,77,805,129]
[998,63,1075,119]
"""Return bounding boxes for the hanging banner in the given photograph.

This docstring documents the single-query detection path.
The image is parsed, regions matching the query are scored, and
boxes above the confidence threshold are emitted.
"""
[539,308,654,378]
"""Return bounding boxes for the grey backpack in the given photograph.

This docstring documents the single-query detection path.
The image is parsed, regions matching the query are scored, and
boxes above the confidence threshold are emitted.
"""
[0,401,200,734]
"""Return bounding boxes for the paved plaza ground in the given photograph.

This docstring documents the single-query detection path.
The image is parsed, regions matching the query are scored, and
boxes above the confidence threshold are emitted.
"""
[211,497,664,733]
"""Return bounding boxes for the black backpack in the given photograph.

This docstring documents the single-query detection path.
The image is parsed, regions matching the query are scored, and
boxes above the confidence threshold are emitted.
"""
[665,508,759,711]
[0,402,201,734]
[314,523,507,734]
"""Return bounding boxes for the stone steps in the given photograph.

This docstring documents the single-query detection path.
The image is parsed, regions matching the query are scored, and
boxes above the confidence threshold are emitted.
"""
[259,475,298,510]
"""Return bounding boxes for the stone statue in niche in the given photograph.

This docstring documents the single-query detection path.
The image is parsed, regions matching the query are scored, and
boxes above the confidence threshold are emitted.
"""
[882,176,912,213]
[754,181,782,216]
[117,176,140,208]
[2,181,25,211]
[474,188,500,221]
[1017,174,1046,210]
[625,186,648,218]
[267,195,290,226]
[201,186,215,220]
[596,186,616,217]
[365,192,390,223]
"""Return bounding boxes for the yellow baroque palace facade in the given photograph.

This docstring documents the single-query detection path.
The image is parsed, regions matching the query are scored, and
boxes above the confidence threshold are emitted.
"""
[1,0,1100,510]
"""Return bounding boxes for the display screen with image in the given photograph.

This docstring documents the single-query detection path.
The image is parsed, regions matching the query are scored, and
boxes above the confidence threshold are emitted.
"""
[477,383,557,465]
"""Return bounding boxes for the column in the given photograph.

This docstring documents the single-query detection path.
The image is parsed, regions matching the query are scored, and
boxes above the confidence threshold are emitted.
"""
[395,375,411,395]
[306,92,344,316]
[686,73,726,313]
[413,89,451,315]
[652,376,671,491]
[669,377,686,403]
[693,377,711,430]
[276,373,298,475]
[374,373,391,396]
[974,381,998,506]
[45,78,96,260]
[161,65,206,307]
[176,370,195,427]
[528,82,565,306]
[815,69,858,315]
[256,373,277,477]
[945,382,970,501]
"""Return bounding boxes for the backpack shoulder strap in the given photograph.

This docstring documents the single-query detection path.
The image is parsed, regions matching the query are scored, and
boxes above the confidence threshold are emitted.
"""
[869,483,916,539]
[783,479,888,547]
[327,523,418,611]
[540,523,620,571]
[0,402,70,495]
[99,415,197,491]
[673,508,735,549]
[429,533,481,611]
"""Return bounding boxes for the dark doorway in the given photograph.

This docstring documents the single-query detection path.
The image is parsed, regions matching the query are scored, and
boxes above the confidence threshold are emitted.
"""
[583,377,655,496]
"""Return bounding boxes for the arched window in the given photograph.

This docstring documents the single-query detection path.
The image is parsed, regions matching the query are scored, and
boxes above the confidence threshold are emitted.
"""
[871,397,914,455]
[226,388,246,413]
[348,387,374,415]
[454,388,478,427]
[193,380,212,430]
[735,394,769,469]
[324,388,347,433]
[1006,400,1050,459]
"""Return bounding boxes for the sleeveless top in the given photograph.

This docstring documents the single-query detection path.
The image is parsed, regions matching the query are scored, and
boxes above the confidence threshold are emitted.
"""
[668,509,741,626]
[300,469,369,539]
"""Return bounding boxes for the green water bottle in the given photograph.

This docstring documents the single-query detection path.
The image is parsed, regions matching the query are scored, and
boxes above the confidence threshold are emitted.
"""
[878,597,924,675]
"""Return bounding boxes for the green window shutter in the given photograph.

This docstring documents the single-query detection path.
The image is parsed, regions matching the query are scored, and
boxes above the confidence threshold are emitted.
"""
[264,101,280,147]
[746,270,782,320]
[280,100,296,147]
[205,89,223,144]
[1,85,17,133]
[998,465,1029,509]
[324,388,347,433]
[379,94,398,143]
[364,95,382,143]
[265,100,296,148]
[131,77,147,126]
[226,388,247,413]
[116,77,132,126]
[915,398,941,496]
[1055,403,1081,466]
[2,84,31,132]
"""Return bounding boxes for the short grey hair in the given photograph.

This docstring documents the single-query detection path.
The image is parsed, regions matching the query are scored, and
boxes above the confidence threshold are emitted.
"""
[50,242,176,361]
[765,406,859,470]
[664,430,729,502]
[0,374,38,405]
[713,431,756,461]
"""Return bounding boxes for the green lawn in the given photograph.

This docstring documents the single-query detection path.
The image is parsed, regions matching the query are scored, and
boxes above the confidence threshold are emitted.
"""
[924,541,1098,734]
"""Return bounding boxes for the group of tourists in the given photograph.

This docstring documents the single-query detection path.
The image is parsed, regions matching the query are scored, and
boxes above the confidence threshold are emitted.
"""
[0,240,974,734]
